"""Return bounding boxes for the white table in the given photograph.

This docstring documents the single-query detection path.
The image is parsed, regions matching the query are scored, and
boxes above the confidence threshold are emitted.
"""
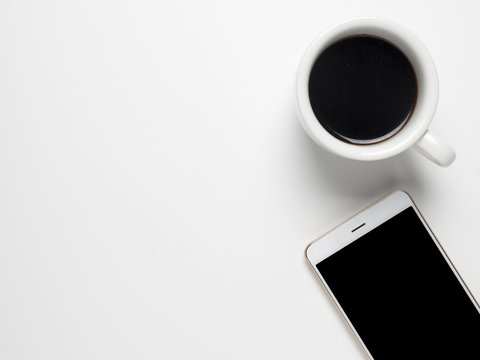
[1,1,479,358]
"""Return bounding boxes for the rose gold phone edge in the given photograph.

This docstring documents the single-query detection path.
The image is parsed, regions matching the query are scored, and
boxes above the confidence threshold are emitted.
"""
[305,189,480,359]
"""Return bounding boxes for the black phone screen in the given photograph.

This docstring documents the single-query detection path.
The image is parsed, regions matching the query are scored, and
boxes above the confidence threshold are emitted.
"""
[316,206,480,359]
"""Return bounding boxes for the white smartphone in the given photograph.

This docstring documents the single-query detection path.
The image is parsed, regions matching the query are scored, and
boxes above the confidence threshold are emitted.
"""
[306,191,480,359]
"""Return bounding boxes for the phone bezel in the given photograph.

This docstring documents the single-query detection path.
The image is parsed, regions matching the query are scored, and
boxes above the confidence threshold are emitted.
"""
[305,190,480,359]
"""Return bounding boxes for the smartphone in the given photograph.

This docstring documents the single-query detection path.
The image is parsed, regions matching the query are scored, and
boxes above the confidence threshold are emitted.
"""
[305,191,480,359]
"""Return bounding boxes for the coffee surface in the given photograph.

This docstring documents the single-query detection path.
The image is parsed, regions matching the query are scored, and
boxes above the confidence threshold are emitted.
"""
[308,36,417,144]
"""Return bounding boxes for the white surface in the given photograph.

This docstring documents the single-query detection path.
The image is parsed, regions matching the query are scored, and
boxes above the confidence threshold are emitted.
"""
[1,1,479,359]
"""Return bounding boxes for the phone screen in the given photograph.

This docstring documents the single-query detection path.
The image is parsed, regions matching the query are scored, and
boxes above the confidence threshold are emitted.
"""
[316,206,480,358]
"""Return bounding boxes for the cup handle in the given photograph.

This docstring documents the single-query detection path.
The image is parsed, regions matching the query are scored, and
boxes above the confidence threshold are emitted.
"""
[413,130,456,167]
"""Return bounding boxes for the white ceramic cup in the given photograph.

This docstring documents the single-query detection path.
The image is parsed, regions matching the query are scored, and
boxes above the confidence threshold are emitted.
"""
[296,18,455,167]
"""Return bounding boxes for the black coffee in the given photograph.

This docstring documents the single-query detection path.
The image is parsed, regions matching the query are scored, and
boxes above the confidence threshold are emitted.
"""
[308,36,417,144]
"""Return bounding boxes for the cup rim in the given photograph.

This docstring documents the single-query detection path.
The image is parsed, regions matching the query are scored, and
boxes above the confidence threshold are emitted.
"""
[296,17,439,161]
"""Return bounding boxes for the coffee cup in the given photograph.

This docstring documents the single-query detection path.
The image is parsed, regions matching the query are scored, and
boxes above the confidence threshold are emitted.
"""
[296,17,455,167]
